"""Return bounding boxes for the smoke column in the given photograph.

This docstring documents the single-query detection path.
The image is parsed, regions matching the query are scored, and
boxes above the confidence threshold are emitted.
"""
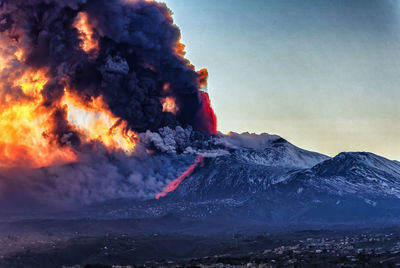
[0,0,220,207]
[0,0,217,167]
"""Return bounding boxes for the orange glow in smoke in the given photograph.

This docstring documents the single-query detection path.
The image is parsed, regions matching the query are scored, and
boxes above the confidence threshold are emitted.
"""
[73,12,99,57]
[161,96,178,114]
[14,49,23,61]
[174,42,186,58]
[163,83,170,92]
[0,66,136,168]
[62,91,136,153]
[0,56,5,71]
[0,1,218,170]
[0,69,77,168]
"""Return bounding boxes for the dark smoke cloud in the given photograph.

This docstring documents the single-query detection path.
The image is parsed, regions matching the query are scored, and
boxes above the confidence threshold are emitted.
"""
[0,0,214,146]
[0,0,221,210]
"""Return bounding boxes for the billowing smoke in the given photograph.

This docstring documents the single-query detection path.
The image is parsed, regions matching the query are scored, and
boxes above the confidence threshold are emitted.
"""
[0,0,216,146]
[0,0,220,209]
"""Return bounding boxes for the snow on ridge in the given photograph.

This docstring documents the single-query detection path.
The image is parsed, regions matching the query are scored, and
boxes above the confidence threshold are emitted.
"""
[303,151,400,199]
[223,132,329,169]
[317,151,400,178]
[221,131,282,150]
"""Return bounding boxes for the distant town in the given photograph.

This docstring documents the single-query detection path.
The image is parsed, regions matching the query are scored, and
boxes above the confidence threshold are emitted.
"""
[53,229,400,267]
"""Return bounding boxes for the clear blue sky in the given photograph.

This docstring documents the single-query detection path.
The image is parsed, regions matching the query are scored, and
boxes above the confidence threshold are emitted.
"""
[162,0,400,160]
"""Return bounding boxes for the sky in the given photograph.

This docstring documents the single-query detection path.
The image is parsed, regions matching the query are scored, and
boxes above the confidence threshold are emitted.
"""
[162,0,400,160]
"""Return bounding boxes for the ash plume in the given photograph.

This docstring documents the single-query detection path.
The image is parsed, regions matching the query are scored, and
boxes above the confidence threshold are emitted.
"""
[0,0,217,147]
[0,0,220,208]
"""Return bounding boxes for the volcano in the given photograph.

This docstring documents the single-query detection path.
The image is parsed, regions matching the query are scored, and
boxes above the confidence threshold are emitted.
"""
[0,0,398,228]
[65,132,398,228]
[1,131,398,229]
[1,1,399,267]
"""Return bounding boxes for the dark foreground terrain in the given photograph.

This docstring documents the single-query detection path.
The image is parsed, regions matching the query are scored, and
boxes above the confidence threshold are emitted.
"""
[1,219,400,267]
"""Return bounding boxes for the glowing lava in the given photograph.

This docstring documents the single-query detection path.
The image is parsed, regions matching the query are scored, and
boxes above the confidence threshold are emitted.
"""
[156,155,204,199]
[197,92,217,135]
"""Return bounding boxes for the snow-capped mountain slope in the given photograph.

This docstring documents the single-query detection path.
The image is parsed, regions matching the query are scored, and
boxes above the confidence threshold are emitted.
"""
[168,136,329,200]
[222,132,329,169]
[77,132,400,225]
[295,152,400,199]
[162,144,400,223]
[312,152,400,179]
[234,138,329,169]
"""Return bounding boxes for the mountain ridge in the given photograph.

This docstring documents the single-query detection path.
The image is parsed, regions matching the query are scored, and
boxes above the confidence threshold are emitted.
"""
[153,135,400,224]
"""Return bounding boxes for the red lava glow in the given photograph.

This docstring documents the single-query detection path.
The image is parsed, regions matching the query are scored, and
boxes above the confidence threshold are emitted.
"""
[156,155,204,199]
[197,92,217,135]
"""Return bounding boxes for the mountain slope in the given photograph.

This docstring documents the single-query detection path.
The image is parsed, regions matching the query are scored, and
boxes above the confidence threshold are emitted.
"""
[169,136,329,200]
[161,147,400,224]
[295,152,400,198]
[42,133,400,226]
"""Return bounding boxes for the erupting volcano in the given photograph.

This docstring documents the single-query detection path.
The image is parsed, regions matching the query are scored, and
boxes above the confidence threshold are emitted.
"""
[0,0,217,170]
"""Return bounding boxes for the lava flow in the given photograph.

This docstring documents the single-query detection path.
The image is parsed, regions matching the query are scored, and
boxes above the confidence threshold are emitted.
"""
[156,155,204,199]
